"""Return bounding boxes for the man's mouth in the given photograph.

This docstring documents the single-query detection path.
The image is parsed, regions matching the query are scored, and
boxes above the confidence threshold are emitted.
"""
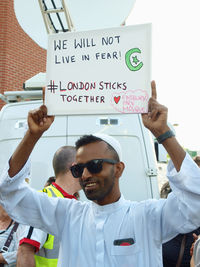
[84,182,98,191]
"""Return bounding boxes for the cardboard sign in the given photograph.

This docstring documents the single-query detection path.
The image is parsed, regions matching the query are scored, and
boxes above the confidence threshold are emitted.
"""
[45,24,151,115]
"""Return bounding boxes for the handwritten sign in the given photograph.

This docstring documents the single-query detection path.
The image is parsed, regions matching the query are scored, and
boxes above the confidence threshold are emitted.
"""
[45,24,152,115]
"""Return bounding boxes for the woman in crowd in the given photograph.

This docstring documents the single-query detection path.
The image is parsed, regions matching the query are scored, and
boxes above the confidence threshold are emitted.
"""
[0,205,23,267]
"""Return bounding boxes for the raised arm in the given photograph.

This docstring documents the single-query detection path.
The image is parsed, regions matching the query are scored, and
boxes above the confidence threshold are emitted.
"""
[142,81,185,171]
[8,105,54,177]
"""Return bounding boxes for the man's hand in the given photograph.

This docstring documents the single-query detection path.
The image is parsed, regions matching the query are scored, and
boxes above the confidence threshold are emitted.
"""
[28,105,54,136]
[8,105,54,177]
[142,80,185,171]
[142,81,170,137]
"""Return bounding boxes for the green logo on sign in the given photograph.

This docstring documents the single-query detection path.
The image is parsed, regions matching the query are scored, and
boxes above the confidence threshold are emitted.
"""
[125,48,143,71]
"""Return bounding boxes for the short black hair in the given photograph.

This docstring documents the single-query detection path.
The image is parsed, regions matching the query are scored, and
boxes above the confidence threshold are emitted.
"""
[53,146,76,177]
[160,181,172,198]
[45,176,56,187]
[75,135,120,162]
[194,156,200,165]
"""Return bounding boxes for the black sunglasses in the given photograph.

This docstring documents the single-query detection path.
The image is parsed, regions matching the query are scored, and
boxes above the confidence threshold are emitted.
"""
[70,158,118,178]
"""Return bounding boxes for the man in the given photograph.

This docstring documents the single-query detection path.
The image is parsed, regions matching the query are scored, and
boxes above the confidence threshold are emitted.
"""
[17,146,81,267]
[1,81,200,266]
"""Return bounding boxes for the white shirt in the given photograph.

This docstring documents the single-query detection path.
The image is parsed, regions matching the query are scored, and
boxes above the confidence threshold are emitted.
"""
[1,153,200,267]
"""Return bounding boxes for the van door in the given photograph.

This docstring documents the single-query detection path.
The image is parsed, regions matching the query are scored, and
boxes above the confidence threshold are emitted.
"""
[0,101,68,190]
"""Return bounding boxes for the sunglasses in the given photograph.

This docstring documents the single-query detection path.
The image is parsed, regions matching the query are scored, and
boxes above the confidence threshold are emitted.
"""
[70,158,118,178]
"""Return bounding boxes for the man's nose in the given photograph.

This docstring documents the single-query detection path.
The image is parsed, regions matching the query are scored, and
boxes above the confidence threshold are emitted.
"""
[81,167,92,180]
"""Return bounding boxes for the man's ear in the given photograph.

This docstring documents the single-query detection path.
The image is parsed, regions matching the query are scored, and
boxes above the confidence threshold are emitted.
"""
[115,162,125,179]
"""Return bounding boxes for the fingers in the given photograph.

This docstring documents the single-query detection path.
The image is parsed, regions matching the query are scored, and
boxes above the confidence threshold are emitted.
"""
[27,105,54,135]
[42,87,45,104]
[141,113,150,129]
[148,103,168,120]
[151,80,157,100]
[193,233,198,241]
[29,105,48,126]
[40,105,55,123]
[40,105,48,114]
[148,80,158,113]
[37,106,47,125]
[149,109,159,121]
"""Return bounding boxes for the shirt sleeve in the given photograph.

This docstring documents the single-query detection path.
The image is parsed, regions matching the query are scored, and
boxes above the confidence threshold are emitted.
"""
[0,159,81,239]
[166,153,200,231]
[143,153,200,244]
[1,251,17,265]
[19,225,48,252]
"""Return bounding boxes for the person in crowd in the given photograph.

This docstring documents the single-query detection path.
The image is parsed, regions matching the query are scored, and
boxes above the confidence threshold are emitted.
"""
[190,234,199,267]
[160,181,172,199]
[1,81,200,266]
[161,180,200,267]
[17,146,81,267]
[0,205,24,267]
[193,156,200,168]
[189,156,200,267]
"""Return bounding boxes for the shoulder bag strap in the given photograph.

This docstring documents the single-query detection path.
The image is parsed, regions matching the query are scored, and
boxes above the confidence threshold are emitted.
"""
[176,234,186,267]
[1,222,19,253]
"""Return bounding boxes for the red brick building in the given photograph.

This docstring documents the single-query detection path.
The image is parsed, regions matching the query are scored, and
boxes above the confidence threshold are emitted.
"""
[0,0,46,109]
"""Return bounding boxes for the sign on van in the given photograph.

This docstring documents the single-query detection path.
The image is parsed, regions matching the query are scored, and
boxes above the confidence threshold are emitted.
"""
[45,24,151,115]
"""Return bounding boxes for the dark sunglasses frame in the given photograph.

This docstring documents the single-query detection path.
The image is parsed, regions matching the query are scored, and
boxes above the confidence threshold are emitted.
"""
[70,158,118,178]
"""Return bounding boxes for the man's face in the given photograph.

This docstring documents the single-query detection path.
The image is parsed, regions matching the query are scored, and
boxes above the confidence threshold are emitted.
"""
[76,141,119,205]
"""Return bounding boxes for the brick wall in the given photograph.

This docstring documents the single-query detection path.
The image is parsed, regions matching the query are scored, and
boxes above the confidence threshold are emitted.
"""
[0,0,46,109]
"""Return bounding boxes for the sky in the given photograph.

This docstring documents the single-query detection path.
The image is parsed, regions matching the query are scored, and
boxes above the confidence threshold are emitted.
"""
[14,0,200,151]
[126,0,200,151]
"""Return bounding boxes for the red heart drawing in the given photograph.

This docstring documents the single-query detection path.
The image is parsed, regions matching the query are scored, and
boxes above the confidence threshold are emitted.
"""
[114,96,120,104]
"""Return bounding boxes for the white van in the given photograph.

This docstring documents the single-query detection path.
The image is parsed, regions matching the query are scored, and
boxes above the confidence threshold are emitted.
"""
[0,95,160,201]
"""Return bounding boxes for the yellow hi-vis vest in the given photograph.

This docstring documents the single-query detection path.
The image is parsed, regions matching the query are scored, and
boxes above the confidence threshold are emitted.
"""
[34,185,65,267]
